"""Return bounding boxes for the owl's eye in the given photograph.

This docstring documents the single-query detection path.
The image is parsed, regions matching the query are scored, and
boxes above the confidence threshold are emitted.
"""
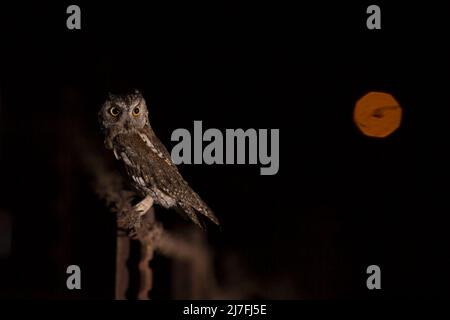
[109,107,121,117]
[132,107,140,116]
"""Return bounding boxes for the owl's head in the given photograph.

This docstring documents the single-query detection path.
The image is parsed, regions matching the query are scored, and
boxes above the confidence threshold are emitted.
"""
[99,90,150,149]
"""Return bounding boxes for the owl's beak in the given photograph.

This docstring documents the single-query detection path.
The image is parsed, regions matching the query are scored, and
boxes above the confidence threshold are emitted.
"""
[124,120,133,131]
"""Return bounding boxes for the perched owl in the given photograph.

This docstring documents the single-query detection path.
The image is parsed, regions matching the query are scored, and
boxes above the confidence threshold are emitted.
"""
[98,90,219,228]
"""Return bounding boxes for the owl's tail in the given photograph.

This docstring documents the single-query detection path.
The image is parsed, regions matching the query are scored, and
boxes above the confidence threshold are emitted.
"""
[178,201,220,229]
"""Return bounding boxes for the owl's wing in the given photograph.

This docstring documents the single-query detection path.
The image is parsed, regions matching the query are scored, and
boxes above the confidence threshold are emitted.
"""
[113,129,219,227]
[141,126,178,169]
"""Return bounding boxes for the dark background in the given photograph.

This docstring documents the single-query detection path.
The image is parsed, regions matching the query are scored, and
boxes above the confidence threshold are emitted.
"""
[1,1,450,299]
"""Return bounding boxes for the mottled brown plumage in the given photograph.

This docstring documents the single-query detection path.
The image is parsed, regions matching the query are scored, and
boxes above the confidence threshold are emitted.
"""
[98,91,219,227]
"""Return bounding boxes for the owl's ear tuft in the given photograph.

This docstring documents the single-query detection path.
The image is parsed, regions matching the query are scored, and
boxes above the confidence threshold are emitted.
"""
[107,92,116,101]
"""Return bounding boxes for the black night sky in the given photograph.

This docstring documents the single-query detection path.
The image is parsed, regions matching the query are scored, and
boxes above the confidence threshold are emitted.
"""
[1,2,450,299]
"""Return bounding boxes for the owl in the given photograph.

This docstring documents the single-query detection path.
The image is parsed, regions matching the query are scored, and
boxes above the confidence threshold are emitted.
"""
[98,90,219,228]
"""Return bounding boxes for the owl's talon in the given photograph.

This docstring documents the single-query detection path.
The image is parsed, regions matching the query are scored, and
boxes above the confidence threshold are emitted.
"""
[128,229,139,239]
[117,207,142,230]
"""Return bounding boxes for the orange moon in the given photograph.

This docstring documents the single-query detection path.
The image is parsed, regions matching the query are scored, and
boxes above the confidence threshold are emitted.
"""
[354,92,402,138]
